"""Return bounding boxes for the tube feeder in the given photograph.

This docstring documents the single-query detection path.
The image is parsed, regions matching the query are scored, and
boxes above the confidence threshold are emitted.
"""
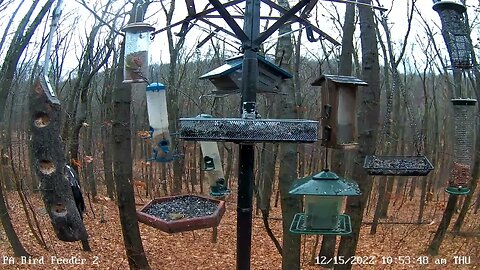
[433,0,473,69]
[146,82,173,162]
[199,54,292,94]
[311,74,367,149]
[122,22,155,83]
[197,114,231,197]
[288,170,361,235]
[446,98,477,195]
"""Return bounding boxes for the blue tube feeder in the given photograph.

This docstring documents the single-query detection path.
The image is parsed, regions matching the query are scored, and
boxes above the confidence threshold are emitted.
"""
[146,83,173,162]
[288,170,361,235]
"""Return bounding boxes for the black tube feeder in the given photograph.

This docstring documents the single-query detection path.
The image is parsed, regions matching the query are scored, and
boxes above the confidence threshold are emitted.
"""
[433,0,473,69]
[288,170,361,235]
[311,74,368,149]
[447,98,477,195]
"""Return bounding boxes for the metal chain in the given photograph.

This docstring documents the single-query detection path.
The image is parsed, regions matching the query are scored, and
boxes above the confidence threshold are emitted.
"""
[394,72,424,155]
[377,73,395,154]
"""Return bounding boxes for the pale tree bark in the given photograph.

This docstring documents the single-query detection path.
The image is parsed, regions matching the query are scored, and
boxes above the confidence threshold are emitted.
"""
[336,1,381,269]
[276,1,301,269]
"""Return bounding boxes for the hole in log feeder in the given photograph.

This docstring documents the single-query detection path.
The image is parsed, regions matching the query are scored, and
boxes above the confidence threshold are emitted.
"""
[52,203,67,217]
[34,112,50,128]
[39,160,56,175]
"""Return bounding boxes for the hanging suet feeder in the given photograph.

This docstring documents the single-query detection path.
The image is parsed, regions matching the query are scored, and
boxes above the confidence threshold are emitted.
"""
[145,83,173,162]
[433,0,473,69]
[121,22,155,83]
[311,74,367,149]
[447,98,477,195]
[288,170,360,235]
[199,54,292,94]
[197,114,230,197]
[137,195,226,233]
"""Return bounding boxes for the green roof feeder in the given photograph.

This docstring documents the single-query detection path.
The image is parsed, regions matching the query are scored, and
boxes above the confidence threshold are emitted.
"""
[199,54,292,95]
[288,170,361,235]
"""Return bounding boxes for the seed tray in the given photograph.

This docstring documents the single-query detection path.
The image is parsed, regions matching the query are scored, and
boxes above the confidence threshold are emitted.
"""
[137,195,225,233]
[179,117,318,142]
[363,155,433,176]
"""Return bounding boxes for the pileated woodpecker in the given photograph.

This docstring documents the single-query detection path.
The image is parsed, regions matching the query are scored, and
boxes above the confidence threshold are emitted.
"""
[64,164,85,219]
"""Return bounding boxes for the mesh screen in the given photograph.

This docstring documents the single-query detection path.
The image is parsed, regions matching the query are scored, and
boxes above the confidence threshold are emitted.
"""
[180,118,318,142]
[363,155,433,176]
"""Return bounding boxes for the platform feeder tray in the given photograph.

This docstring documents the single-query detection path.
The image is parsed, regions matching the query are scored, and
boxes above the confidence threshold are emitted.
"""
[363,155,433,176]
[137,195,225,233]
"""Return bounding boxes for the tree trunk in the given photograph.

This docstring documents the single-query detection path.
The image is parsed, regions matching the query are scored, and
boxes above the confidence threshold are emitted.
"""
[336,1,381,269]
[428,195,458,255]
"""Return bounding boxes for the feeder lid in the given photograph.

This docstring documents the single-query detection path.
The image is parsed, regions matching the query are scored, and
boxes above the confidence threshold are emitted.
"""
[432,0,466,13]
[289,170,361,196]
[146,82,165,91]
[199,54,292,80]
[121,22,155,33]
[311,74,368,86]
[451,98,477,106]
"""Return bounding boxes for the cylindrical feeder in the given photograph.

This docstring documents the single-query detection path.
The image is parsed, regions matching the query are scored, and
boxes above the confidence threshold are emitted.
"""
[447,98,477,194]
[122,22,155,83]
[433,1,473,69]
[146,83,172,162]
[288,170,361,235]
[197,114,230,197]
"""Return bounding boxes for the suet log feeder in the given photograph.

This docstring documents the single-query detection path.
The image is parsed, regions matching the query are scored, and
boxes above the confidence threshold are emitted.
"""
[433,0,473,69]
[199,54,292,94]
[197,114,230,197]
[146,82,172,162]
[447,98,477,195]
[122,22,155,83]
[288,170,360,235]
[311,74,367,149]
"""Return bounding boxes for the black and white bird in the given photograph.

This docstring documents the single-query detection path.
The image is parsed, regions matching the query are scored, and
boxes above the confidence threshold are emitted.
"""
[64,164,85,219]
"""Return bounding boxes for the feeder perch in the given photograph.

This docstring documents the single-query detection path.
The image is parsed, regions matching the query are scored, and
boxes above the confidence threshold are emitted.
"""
[137,195,225,233]
[122,22,155,83]
[179,117,318,143]
[197,114,231,197]
[311,74,367,149]
[146,83,173,162]
[446,98,476,195]
[199,54,292,94]
[363,155,433,176]
[433,0,473,69]
[288,170,360,235]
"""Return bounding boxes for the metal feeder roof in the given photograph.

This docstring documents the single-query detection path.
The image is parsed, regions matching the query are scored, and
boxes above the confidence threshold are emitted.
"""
[146,82,165,91]
[199,54,292,94]
[432,0,466,13]
[451,98,477,106]
[311,74,368,86]
[289,170,361,196]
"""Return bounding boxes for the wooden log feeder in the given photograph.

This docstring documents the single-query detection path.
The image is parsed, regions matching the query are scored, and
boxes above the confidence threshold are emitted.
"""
[311,74,367,149]
[136,195,226,233]
[29,78,88,242]
[447,98,477,195]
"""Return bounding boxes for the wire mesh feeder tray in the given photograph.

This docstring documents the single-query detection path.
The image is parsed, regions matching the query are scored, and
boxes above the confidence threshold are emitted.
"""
[179,117,318,143]
[289,213,352,235]
[137,195,226,233]
[363,155,433,176]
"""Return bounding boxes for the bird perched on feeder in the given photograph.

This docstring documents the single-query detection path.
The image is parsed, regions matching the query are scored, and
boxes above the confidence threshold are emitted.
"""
[64,164,85,219]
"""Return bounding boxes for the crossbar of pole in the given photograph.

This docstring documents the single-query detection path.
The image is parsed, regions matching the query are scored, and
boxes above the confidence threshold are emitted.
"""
[261,0,340,45]
[209,0,250,43]
[325,0,388,12]
[204,14,282,20]
[198,18,239,39]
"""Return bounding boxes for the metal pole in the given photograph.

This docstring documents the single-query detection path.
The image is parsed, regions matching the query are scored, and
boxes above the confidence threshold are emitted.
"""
[237,0,260,269]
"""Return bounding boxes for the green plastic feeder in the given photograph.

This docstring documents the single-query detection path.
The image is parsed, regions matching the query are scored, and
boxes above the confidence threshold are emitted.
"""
[288,170,360,235]
[445,186,470,195]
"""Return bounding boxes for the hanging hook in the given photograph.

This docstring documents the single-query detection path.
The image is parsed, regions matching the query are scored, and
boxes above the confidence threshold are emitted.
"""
[305,26,323,42]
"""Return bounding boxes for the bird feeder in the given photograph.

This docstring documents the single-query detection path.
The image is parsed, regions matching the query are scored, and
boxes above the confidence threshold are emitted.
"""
[447,98,477,195]
[199,54,292,94]
[311,74,367,149]
[288,170,360,235]
[197,114,230,197]
[433,0,473,69]
[146,82,172,162]
[121,22,155,83]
